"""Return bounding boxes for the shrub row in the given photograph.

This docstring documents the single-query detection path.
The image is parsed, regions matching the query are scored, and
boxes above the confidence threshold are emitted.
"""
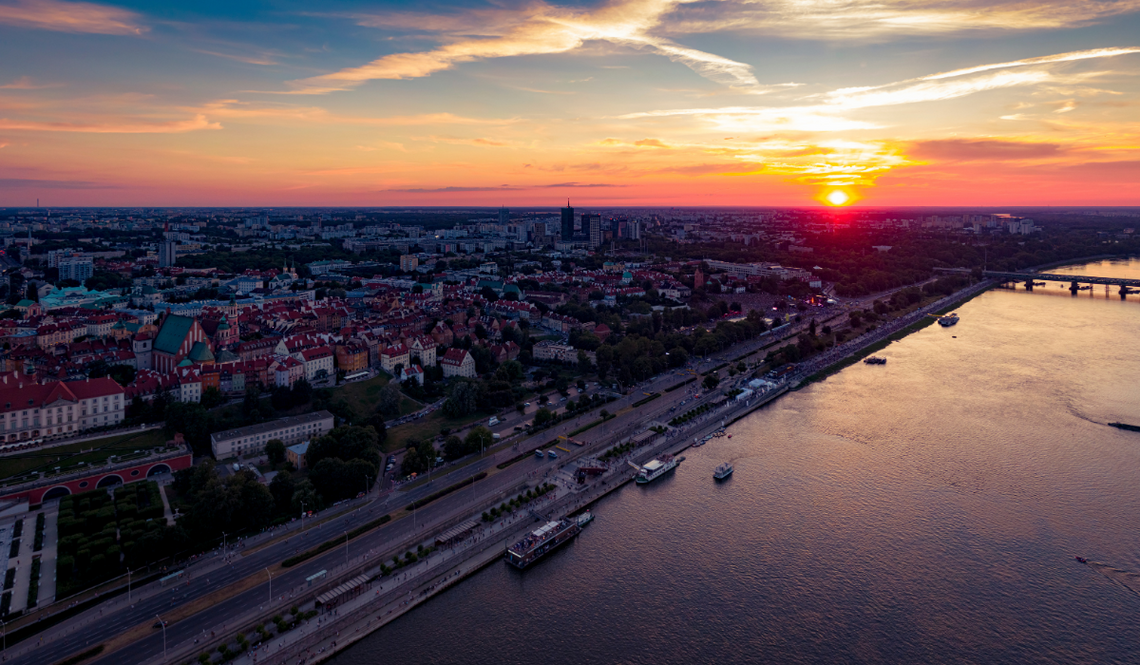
[664,377,696,393]
[26,558,40,609]
[405,472,488,512]
[669,402,715,426]
[282,514,392,568]
[32,512,45,552]
[567,413,615,437]
[481,483,555,522]
[380,543,439,576]
[631,393,661,408]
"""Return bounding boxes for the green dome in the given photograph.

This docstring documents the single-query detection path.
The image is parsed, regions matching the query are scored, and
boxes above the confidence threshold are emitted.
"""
[187,340,215,363]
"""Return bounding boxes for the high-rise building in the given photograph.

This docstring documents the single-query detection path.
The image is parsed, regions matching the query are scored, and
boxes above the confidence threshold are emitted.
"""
[499,207,510,225]
[159,224,178,268]
[58,256,94,282]
[560,201,574,241]
[400,254,420,271]
[585,214,602,249]
[628,220,641,240]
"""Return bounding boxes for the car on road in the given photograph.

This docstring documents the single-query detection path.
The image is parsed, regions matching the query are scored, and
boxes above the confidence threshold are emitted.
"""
[153,620,168,629]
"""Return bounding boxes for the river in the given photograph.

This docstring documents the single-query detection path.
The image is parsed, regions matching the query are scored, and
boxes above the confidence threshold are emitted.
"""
[331,257,1140,665]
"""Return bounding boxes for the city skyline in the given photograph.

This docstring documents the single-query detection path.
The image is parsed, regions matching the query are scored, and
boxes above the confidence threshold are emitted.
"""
[1,0,1139,206]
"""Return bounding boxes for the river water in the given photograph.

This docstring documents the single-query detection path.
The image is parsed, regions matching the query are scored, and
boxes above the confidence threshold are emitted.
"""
[332,258,1140,665]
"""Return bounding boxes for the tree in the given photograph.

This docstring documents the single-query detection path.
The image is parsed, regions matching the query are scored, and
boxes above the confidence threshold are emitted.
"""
[401,441,434,476]
[291,480,322,515]
[466,426,493,455]
[292,379,313,405]
[667,347,688,367]
[442,380,480,418]
[533,407,555,427]
[269,470,296,514]
[265,439,286,466]
[809,318,818,337]
[376,385,401,416]
[164,402,210,455]
[442,435,466,460]
[306,426,380,469]
[200,386,225,409]
[703,374,720,391]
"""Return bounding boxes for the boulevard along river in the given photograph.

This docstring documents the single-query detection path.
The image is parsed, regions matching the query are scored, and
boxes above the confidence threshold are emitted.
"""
[332,257,1140,665]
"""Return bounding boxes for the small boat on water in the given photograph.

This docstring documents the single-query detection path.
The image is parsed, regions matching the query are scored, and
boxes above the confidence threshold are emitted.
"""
[1075,556,1088,564]
[577,511,594,527]
[864,356,887,365]
[714,463,734,480]
[938,313,960,327]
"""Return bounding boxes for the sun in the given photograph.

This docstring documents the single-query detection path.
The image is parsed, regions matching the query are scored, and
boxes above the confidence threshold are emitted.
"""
[825,190,851,206]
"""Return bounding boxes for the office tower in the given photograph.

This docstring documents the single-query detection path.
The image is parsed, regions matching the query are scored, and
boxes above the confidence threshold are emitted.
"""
[499,207,510,225]
[159,223,178,268]
[561,200,574,241]
[585,214,602,249]
[628,220,641,240]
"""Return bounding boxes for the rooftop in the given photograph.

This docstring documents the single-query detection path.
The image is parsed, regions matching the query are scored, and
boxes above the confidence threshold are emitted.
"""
[210,410,334,444]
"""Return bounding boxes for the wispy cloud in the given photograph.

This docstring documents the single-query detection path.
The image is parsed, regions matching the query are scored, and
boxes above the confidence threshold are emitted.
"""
[0,177,114,189]
[0,0,146,35]
[620,46,1140,132]
[0,76,60,90]
[0,114,220,133]
[194,50,279,66]
[386,181,624,192]
[291,0,786,95]
[665,0,1140,40]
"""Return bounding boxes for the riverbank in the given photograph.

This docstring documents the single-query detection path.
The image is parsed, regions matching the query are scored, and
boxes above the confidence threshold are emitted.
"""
[250,385,768,665]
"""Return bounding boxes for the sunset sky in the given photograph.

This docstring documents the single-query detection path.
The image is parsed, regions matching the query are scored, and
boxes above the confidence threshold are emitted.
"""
[1,0,1139,207]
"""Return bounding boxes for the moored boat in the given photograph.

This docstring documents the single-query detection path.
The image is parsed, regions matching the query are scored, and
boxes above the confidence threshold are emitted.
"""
[630,454,680,484]
[714,462,733,480]
[505,518,582,569]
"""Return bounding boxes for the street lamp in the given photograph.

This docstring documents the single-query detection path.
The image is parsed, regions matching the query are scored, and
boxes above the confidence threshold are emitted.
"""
[265,567,272,604]
[344,531,349,567]
[127,568,132,603]
[300,501,306,531]
[156,614,167,661]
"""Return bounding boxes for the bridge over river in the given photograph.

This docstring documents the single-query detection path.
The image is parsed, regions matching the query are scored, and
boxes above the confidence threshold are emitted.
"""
[935,267,1140,293]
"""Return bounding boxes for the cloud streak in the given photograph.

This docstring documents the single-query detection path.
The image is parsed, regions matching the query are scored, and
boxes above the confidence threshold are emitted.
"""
[292,0,781,94]
[0,114,220,133]
[0,0,146,35]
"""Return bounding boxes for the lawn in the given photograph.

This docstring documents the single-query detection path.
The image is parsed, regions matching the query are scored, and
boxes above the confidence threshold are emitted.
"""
[333,374,423,419]
[383,410,490,452]
[0,428,169,482]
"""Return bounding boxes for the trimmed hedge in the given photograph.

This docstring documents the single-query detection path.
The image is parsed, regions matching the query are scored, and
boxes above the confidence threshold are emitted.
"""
[630,393,661,408]
[282,514,392,568]
[664,377,696,393]
[405,472,488,511]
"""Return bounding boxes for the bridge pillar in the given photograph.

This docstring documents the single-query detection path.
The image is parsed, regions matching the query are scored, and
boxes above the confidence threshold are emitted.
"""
[1070,281,1079,295]
[1025,279,1034,291]
[1121,285,1130,299]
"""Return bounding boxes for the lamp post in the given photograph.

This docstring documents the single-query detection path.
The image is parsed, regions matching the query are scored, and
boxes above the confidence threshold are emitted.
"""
[300,501,306,531]
[127,568,132,603]
[156,614,167,661]
[344,531,349,567]
[265,567,272,604]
